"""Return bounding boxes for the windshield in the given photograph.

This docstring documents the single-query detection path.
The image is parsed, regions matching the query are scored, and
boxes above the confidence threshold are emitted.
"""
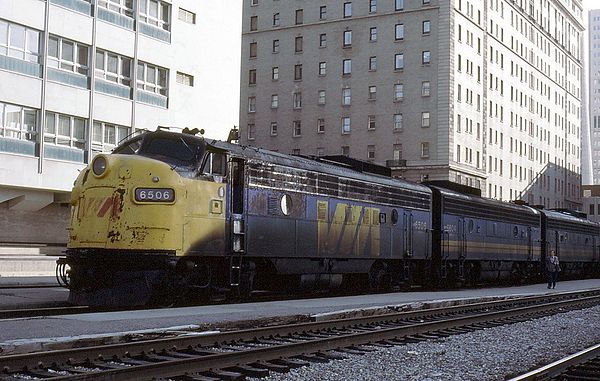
[113,133,206,174]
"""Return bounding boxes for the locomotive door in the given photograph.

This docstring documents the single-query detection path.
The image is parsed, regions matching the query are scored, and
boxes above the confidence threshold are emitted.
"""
[527,227,533,261]
[403,212,414,257]
[457,218,467,280]
[228,158,246,288]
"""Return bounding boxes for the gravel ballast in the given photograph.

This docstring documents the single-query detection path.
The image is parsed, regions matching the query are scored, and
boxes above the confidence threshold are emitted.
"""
[253,305,600,381]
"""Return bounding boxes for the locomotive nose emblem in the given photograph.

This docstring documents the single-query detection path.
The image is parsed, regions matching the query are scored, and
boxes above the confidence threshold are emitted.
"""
[152,176,160,183]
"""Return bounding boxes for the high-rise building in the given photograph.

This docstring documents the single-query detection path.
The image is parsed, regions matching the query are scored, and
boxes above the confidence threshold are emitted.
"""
[240,0,584,210]
[0,0,240,243]
[588,9,600,184]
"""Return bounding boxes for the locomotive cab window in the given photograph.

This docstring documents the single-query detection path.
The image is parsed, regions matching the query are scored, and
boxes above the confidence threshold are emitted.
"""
[202,152,227,178]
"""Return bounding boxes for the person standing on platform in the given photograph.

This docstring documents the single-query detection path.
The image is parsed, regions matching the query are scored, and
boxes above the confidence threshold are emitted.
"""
[546,250,560,289]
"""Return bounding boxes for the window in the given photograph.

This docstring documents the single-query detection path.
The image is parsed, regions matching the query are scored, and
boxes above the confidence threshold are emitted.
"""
[98,0,133,17]
[422,81,431,96]
[369,27,377,41]
[317,119,325,133]
[421,112,431,127]
[423,20,431,34]
[342,146,350,156]
[294,64,302,80]
[272,66,279,80]
[271,94,278,108]
[293,92,302,108]
[0,102,37,142]
[422,50,431,64]
[0,21,40,63]
[421,142,430,158]
[368,86,377,100]
[343,2,352,18]
[394,53,404,70]
[342,59,352,75]
[368,145,376,159]
[369,56,377,71]
[319,33,327,47]
[393,144,402,160]
[272,39,279,53]
[394,84,404,101]
[273,13,280,27]
[248,96,256,112]
[45,112,85,149]
[295,9,303,25]
[369,0,377,13]
[92,121,129,153]
[342,87,351,105]
[178,8,195,24]
[270,122,278,136]
[395,0,404,11]
[342,117,351,134]
[343,30,352,47]
[137,63,168,96]
[295,36,303,52]
[248,69,257,85]
[318,90,326,104]
[247,124,255,140]
[176,72,193,86]
[293,120,301,136]
[319,6,327,20]
[319,62,327,75]
[368,115,376,130]
[48,36,89,75]
[138,0,170,31]
[395,24,404,40]
[95,50,131,86]
[394,113,403,131]
[250,16,258,31]
[249,42,257,58]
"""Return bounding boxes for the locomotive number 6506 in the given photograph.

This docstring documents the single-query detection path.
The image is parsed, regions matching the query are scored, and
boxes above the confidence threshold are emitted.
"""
[135,188,175,203]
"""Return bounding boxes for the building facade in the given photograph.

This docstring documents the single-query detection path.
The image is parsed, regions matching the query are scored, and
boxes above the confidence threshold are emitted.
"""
[0,0,237,243]
[589,8,600,184]
[240,0,584,210]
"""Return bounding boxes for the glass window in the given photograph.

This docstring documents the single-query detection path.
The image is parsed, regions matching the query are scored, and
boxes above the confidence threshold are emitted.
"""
[98,0,134,17]
[342,88,351,105]
[369,27,377,41]
[1,22,40,63]
[44,112,86,149]
[423,20,431,34]
[395,53,404,70]
[395,0,404,10]
[0,102,37,142]
[95,49,132,86]
[92,121,131,153]
[343,59,352,74]
[395,24,404,40]
[48,36,89,75]
[343,2,352,17]
[422,50,431,64]
[341,117,351,134]
[178,8,196,24]
[394,113,403,130]
[394,84,404,101]
[343,30,352,47]
[137,61,168,95]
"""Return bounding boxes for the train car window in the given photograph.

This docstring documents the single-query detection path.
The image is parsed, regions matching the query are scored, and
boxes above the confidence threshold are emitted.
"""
[379,212,386,224]
[391,209,399,225]
[202,153,227,177]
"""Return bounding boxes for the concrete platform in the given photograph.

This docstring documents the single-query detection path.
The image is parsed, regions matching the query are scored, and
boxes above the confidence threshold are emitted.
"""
[0,279,598,354]
[0,246,63,277]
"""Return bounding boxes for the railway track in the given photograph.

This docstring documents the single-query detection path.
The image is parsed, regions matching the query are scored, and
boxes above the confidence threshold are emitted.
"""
[1,290,600,381]
[510,342,600,380]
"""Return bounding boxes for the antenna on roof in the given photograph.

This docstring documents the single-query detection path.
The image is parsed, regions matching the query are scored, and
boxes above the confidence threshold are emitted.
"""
[182,127,203,136]
[227,126,239,143]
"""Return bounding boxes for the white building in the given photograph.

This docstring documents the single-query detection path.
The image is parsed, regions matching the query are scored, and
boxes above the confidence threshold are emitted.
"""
[240,0,584,210]
[0,0,241,243]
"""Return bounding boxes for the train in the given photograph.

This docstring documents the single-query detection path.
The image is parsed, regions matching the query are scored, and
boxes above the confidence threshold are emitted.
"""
[56,128,600,306]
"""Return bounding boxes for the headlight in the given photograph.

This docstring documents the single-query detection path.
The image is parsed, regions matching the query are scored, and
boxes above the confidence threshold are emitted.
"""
[92,156,107,177]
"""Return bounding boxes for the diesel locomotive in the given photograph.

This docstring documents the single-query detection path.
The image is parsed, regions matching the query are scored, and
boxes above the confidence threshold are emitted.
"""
[57,128,600,306]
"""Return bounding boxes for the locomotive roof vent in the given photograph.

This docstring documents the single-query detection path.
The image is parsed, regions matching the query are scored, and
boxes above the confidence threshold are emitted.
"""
[315,155,392,177]
[549,208,587,219]
[423,180,482,197]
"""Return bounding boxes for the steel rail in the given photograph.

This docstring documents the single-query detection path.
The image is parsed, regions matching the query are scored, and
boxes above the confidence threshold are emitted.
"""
[37,294,600,380]
[508,342,600,381]
[1,289,595,371]
[2,291,599,380]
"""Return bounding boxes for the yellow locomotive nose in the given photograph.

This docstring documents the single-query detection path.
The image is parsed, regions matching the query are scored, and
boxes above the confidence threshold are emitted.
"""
[69,154,182,252]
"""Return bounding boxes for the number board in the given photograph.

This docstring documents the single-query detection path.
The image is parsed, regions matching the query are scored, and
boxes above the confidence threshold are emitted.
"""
[135,188,175,203]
